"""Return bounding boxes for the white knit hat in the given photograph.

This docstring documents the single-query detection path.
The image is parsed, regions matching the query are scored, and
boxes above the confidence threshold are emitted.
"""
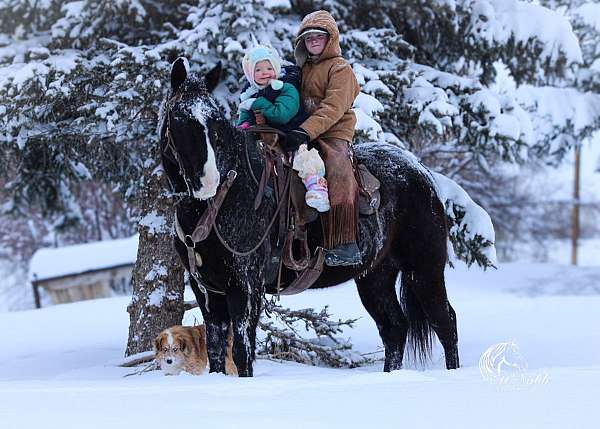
[241,45,281,88]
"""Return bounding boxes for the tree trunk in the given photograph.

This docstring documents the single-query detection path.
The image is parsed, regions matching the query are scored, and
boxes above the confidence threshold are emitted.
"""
[125,163,184,356]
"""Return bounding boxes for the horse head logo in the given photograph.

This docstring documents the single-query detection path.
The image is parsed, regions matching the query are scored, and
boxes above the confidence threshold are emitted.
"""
[479,341,528,384]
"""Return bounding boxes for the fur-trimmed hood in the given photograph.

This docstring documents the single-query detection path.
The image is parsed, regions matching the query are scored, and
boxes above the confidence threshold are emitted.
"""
[294,10,342,67]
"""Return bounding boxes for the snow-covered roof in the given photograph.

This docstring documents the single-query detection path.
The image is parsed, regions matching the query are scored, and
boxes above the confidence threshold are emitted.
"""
[29,235,139,282]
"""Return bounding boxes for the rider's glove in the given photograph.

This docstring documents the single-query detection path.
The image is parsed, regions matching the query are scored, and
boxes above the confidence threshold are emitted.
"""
[283,128,310,152]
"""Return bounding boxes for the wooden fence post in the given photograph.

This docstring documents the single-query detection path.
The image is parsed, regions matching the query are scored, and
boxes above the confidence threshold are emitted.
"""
[571,144,581,266]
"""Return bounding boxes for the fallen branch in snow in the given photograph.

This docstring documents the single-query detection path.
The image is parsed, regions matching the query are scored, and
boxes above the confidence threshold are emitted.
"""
[123,360,158,377]
[360,349,385,357]
[257,300,377,368]
[116,350,155,368]
[261,351,311,365]
[185,297,374,368]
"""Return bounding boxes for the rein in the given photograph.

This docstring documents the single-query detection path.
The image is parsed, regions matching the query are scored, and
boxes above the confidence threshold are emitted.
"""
[164,96,294,306]
[163,91,321,305]
[163,91,195,197]
[212,170,291,257]
[174,148,291,258]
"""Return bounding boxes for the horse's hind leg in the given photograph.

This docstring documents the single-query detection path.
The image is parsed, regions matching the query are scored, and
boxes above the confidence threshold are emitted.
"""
[355,264,408,372]
[402,271,459,369]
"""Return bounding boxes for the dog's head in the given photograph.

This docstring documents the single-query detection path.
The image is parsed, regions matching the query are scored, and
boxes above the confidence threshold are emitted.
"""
[154,327,193,376]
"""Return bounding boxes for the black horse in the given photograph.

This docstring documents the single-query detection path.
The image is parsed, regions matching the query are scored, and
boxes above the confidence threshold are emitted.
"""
[160,58,459,377]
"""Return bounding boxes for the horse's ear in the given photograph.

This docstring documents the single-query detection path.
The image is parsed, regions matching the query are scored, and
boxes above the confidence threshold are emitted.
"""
[171,57,189,91]
[204,61,222,93]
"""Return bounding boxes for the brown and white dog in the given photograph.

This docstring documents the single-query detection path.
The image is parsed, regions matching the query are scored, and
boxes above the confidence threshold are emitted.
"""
[153,325,237,376]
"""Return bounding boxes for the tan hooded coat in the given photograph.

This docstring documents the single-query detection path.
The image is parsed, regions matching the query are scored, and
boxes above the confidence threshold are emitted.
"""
[294,11,360,143]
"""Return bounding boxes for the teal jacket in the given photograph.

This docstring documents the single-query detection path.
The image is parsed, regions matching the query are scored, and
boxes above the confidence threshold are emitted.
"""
[237,82,300,126]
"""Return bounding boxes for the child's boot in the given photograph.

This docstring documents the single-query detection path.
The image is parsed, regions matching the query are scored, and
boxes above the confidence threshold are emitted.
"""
[303,175,330,213]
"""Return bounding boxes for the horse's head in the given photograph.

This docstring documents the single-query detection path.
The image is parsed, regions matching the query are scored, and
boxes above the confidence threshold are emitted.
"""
[160,57,222,199]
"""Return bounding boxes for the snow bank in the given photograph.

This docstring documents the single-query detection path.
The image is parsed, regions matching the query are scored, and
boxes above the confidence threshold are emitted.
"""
[29,235,138,282]
[1,261,600,428]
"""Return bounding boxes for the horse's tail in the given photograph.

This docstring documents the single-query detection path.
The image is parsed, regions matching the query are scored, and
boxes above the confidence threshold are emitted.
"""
[399,273,434,366]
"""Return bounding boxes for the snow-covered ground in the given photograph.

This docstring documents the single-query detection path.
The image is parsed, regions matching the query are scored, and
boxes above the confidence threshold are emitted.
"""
[1,259,599,428]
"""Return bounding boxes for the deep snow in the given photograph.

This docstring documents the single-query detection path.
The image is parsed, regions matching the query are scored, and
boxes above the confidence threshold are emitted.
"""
[1,260,599,429]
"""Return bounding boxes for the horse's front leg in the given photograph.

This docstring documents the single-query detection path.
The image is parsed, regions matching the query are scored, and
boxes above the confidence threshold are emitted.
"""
[227,278,263,377]
[190,276,230,374]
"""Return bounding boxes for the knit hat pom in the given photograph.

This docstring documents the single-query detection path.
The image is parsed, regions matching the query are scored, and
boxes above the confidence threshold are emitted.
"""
[242,45,282,88]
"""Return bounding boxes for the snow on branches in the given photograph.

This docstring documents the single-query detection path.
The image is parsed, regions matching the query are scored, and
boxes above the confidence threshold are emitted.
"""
[466,0,582,67]
[432,172,497,268]
[258,300,375,368]
[1,0,597,269]
[515,85,600,163]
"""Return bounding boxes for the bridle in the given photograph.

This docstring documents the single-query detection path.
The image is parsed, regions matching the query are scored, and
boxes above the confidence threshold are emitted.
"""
[161,90,292,309]
[162,91,195,197]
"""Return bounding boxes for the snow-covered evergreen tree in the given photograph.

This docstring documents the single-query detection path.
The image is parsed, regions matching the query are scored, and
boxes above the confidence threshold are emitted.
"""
[533,0,600,155]
[3,0,598,350]
[0,0,192,352]
[313,0,599,265]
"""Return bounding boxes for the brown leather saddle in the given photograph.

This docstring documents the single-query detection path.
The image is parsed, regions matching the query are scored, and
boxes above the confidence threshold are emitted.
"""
[245,113,380,296]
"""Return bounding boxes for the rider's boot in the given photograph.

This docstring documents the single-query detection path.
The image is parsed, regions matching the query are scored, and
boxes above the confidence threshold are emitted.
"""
[324,242,361,266]
[317,137,361,267]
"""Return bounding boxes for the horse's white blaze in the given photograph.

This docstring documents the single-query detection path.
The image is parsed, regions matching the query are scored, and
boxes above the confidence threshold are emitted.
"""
[193,139,220,200]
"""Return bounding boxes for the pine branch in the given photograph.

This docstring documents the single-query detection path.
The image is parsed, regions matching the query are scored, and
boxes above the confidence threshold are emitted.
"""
[183,296,375,368]
[257,300,377,368]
